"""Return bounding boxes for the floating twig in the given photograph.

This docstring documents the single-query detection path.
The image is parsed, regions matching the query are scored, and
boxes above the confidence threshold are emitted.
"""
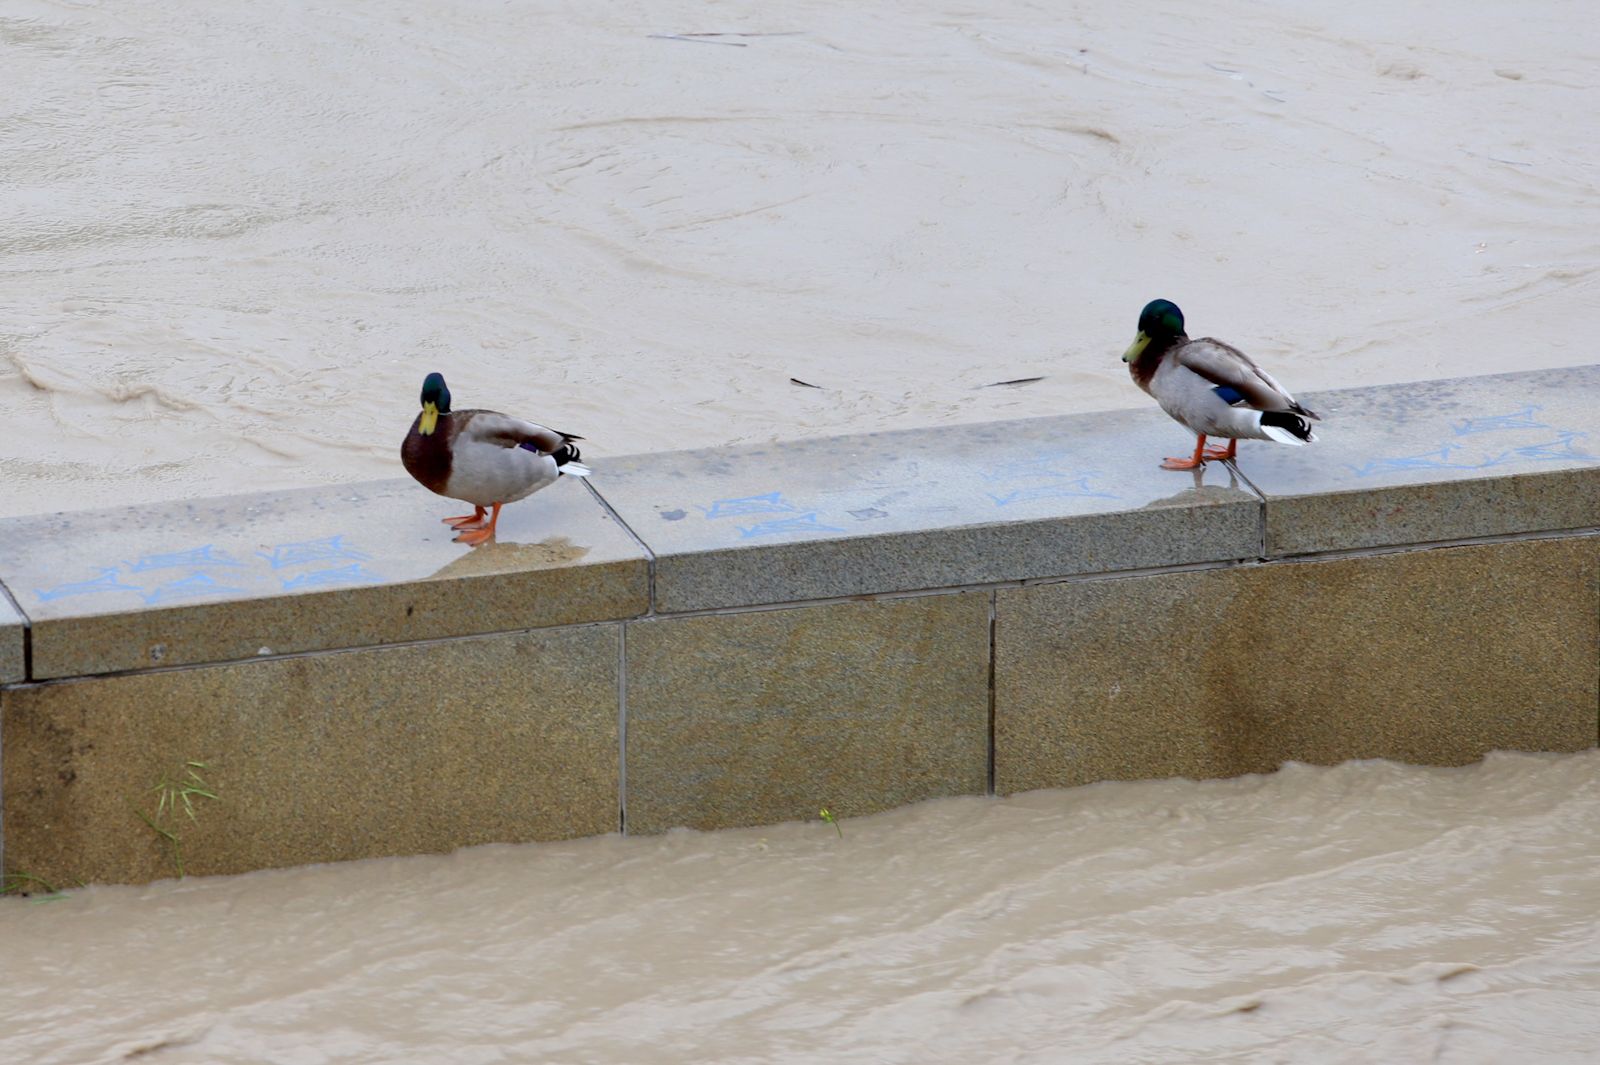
[648,31,805,47]
[982,376,1046,388]
[649,34,748,47]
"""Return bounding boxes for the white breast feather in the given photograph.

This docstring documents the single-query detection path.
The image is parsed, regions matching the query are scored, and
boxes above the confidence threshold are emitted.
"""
[445,437,559,505]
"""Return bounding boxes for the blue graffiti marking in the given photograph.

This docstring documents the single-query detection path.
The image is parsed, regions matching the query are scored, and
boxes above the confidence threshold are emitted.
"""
[698,492,798,520]
[988,479,1119,507]
[1453,406,1547,435]
[124,544,247,572]
[280,563,386,590]
[257,535,372,570]
[35,568,145,603]
[1350,431,1597,477]
[1347,445,1477,477]
[736,513,848,539]
[139,572,248,605]
[1506,430,1593,463]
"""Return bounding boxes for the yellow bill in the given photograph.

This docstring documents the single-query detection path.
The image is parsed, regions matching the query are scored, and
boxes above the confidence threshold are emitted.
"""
[1122,331,1151,363]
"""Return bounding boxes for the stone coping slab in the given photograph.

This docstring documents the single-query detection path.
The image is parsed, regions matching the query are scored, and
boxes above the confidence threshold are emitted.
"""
[1237,365,1600,555]
[0,478,647,680]
[0,593,23,684]
[592,407,1262,612]
[2,365,1596,678]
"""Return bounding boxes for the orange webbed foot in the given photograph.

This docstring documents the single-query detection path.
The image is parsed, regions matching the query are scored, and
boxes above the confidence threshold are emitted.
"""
[1160,434,1223,470]
[1201,444,1236,461]
[442,506,488,529]
[1160,455,1206,470]
[452,502,503,547]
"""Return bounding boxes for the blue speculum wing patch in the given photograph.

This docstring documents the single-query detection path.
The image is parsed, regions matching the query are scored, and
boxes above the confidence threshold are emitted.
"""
[1213,385,1247,406]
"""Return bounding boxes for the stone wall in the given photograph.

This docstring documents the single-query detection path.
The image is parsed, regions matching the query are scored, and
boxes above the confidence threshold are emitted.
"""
[3,366,1597,885]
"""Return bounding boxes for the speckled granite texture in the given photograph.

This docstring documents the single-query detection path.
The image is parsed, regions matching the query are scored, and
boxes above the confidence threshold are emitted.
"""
[0,594,23,684]
[623,592,991,834]
[2,625,620,885]
[994,535,1599,794]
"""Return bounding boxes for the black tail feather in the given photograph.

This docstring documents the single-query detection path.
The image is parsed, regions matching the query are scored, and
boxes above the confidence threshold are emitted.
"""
[553,441,583,467]
[1260,410,1315,442]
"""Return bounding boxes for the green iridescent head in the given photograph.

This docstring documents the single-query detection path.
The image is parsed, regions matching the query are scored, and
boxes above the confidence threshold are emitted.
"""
[1123,299,1186,362]
[417,372,452,435]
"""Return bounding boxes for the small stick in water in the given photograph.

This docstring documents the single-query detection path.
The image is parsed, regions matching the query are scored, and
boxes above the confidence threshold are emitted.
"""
[982,376,1046,388]
[648,34,748,47]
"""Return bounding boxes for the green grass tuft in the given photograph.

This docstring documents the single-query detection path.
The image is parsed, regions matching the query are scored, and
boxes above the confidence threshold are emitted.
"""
[133,760,220,878]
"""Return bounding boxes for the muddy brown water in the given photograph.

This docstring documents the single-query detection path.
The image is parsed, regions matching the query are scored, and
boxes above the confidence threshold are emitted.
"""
[3,750,1598,1063]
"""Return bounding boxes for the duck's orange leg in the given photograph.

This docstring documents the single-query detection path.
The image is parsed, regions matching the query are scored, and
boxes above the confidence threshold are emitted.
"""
[1161,435,1209,470]
[442,505,488,529]
[453,502,502,546]
[1202,438,1238,461]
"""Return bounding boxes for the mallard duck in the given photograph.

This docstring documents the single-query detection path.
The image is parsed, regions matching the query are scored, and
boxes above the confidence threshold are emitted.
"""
[1122,299,1319,469]
[400,372,590,545]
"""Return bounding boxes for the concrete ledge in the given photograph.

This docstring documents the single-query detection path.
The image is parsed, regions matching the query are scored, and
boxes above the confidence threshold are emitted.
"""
[1241,366,1600,555]
[0,479,647,680]
[594,408,1261,611]
[2,366,1597,885]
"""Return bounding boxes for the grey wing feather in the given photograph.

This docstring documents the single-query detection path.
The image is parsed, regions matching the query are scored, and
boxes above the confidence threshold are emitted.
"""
[458,410,576,453]
[1177,339,1320,419]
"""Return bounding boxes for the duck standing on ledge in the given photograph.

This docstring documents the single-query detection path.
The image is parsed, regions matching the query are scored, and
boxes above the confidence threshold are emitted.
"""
[1122,299,1320,470]
[401,372,590,545]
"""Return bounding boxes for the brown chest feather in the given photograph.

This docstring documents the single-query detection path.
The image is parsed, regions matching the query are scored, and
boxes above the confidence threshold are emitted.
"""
[1128,335,1184,392]
[401,413,454,495]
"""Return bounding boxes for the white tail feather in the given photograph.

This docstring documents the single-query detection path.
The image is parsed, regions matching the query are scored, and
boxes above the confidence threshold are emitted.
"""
[560,461,592,477]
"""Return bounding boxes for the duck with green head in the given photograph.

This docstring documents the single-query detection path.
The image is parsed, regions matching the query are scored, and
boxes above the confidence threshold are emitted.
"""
[1122,299,1319,469]
[400,372,590,546]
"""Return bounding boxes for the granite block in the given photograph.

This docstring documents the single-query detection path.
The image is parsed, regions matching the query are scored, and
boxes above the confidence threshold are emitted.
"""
[995,535,1598,793]
[0,478,648,680]
[1237,365,1600,556]
[624,592,991,834]
[1,624,620,886]
[0,590,23,684]
[593,408,1261,612]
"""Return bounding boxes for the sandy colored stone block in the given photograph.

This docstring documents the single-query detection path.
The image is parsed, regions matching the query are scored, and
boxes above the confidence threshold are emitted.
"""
[1239,365,1600,555]
[625,592,991,834]
[593,407,1261,611]
[0,590,23,684]
[2,624,619,886]
[0,478,647,679]
[996,536,1598,793]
